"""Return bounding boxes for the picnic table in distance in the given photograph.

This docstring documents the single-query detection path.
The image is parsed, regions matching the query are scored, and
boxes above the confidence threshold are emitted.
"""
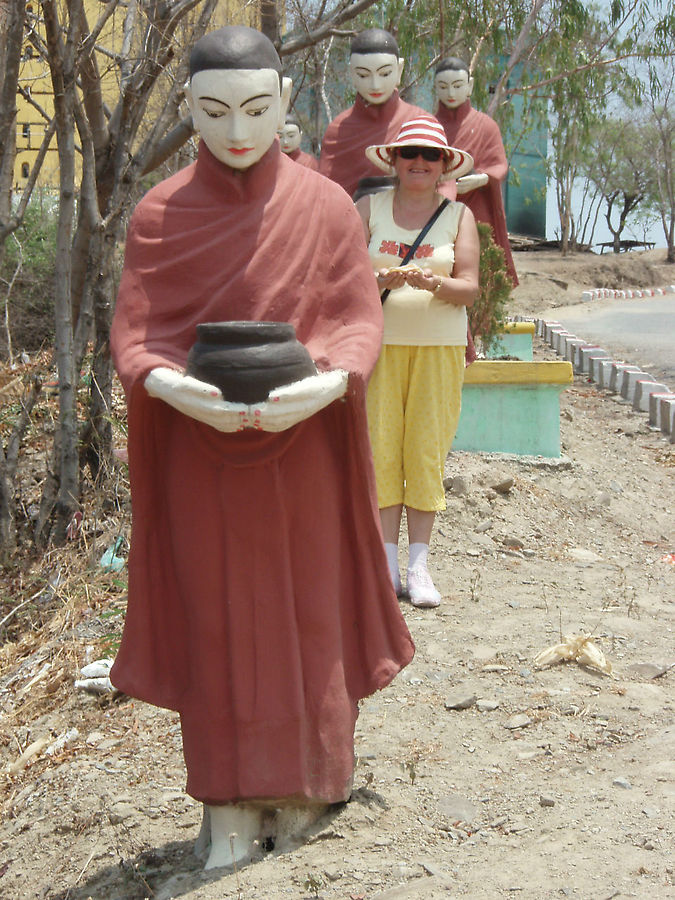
[598,239,656,253]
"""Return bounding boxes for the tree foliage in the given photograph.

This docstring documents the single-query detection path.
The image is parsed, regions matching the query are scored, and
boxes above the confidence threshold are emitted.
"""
[580,117,649,252]
[639,57,675,261]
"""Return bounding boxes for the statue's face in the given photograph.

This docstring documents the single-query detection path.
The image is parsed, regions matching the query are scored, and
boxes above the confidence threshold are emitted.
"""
[185,68,291,169]
[435,69,473,109]
[349,52,403,105]
[278,123,302,153]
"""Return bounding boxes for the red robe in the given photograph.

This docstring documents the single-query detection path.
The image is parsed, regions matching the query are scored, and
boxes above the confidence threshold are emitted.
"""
[285,147,319,170]
[437,100,518,285]
[110,141,414,805]
[319,92,425,197]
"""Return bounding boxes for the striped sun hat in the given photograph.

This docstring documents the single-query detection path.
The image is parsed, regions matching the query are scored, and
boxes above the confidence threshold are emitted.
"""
[365,115,473,181]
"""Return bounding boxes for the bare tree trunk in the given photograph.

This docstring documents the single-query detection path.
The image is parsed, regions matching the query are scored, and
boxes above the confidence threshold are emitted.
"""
[42,0,81,544]
[605,191,642,253]
[259,0,280,46]
[0,0,26,234]
[558,169,573,256]
[80,224,120,481]
[0,376,42,558]
[486,0,546,118]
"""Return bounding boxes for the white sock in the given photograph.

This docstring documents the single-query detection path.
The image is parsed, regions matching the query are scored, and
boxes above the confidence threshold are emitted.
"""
[408,542,429,571]
[384,543,402,592]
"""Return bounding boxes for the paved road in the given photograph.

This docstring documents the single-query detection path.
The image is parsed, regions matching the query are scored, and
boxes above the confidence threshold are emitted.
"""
[553,295,675,387]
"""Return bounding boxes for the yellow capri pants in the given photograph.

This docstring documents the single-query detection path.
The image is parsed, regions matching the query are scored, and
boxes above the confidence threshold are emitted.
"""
[367,345,465,512]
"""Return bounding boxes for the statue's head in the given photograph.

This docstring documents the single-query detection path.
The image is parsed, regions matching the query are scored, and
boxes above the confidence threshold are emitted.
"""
[348,29,404,106]
[434,57,473,110]
[278,113,302,154]
[185,26,292,169]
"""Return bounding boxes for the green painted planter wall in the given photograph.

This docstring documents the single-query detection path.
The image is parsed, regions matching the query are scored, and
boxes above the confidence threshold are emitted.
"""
[487,322,535,361]
[453,361,573,458]
[487,332,534,361]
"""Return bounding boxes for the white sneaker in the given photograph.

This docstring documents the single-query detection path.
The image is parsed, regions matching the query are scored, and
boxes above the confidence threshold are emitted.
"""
[407,567,441,608]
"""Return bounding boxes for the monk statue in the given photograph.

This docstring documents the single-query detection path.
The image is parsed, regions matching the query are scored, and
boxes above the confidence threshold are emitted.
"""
[278,113,319,170]
[319,28,425,197]
[434,57,518,285]
[110,25,413,873]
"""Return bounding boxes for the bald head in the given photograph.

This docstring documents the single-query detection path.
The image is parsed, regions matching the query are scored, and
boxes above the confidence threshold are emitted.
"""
[190,26,282,80]
[185,27,292,170]
[350,28,399,57]
[435,57,473,109]
[435,57,470,77]
[349,28,403,105]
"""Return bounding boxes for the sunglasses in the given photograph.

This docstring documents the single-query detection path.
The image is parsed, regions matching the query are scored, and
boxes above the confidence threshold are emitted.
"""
[396,146,445,162]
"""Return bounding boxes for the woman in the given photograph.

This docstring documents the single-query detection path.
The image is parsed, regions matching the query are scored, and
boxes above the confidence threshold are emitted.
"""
[356,115,479,608]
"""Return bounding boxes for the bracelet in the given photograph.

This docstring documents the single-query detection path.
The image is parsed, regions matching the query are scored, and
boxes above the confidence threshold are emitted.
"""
[432,278,443,294]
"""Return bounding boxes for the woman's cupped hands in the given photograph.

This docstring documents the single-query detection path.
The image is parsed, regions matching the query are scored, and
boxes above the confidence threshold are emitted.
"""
[377,265,438,292]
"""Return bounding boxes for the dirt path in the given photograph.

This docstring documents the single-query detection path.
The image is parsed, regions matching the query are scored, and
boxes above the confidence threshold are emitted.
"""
[1,251,673,900]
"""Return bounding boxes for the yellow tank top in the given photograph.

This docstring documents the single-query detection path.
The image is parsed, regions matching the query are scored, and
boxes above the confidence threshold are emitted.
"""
[368,189,467,346]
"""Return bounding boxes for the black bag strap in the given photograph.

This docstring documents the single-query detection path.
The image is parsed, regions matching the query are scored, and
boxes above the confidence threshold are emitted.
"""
[380,198,450,304]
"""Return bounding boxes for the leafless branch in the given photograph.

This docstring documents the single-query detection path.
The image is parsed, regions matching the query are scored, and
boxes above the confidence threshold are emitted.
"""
[280,0,380,56]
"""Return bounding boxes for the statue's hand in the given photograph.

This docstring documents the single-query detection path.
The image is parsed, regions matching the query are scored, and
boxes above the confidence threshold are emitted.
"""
[249,369,349,432]
[456,172,489,195]
[144,367,250,432]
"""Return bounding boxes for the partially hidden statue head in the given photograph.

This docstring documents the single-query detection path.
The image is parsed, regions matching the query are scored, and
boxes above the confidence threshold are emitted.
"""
[185,25,292,169]
[434,57,473,110]
[349,28,404,106]
[278,114,302,154]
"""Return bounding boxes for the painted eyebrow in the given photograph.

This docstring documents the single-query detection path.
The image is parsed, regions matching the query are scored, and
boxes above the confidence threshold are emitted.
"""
[240,93,274,106]
[198,96,230,108]
[355,65,393,74]
[197,93,274,108]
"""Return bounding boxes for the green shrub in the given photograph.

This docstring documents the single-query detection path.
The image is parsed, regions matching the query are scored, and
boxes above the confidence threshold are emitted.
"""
[469,222,512,355]
[1,196,57,355]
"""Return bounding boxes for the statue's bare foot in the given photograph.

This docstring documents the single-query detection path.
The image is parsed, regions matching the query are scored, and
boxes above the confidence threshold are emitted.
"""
[204,804,262,870]
[194,804,211,860]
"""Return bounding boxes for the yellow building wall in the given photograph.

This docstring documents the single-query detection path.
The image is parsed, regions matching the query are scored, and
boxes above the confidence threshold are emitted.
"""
[14,0,257,189]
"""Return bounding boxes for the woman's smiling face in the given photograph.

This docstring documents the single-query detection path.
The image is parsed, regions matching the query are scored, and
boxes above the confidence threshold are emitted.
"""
[393,147,445,191]
[186,68,289,169]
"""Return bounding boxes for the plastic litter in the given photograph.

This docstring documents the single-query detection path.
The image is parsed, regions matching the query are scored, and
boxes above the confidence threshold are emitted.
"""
[99,537,125,573]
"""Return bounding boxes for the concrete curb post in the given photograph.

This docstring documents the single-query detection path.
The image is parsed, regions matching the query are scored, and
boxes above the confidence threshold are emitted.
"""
[660,396,675,437]
[565,339,587,364]
[633,381,669,412]
[580,346,608,374]
[544,322,563,343]
[548,327,567,349]
[560,334,580,358]
[556,331,576,354]
[597,359,618,389]
[649,392,675,427]
[621,369,653,402]
[609,363,642,394]
[574,344,600,374]
[588,355,610,383]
